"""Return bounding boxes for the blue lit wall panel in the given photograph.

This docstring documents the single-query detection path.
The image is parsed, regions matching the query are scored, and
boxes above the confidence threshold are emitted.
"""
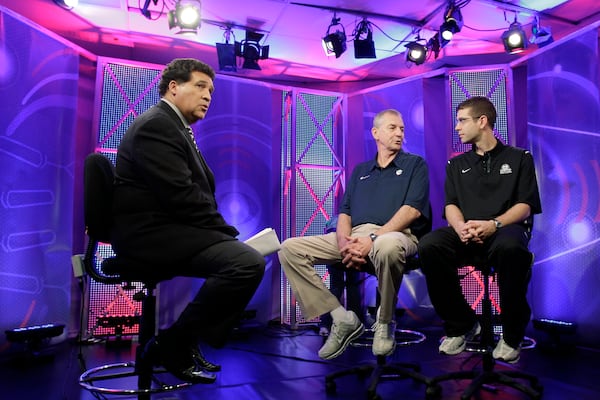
[0,9,78,351]
[526,29,600,346]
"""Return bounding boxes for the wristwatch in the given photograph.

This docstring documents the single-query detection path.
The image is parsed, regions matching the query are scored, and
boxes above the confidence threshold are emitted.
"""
[369,233,378,242]
[493,219,502,229]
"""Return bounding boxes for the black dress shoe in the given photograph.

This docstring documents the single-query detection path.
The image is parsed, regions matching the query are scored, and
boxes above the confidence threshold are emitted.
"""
[143,337,217,384]
[191,346,221,372]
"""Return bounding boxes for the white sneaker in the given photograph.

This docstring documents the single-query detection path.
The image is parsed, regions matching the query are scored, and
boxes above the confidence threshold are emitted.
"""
[439,322,481,355]
[318,311,364,360]
[493,338,521,363]
[372,320,396,356]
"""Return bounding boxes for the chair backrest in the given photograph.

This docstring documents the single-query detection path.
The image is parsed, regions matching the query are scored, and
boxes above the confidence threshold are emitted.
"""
[84,153,115,244]
[82,153,125,285]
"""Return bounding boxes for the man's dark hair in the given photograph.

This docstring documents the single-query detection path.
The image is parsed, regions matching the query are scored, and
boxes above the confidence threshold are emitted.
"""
[457,96,497,129]
[158,58,215,97]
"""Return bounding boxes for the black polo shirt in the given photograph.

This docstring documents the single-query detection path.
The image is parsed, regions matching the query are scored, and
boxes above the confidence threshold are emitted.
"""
[444,141,542,222]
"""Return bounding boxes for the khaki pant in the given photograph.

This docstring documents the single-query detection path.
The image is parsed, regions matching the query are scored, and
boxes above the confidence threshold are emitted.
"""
[278,224,418,323]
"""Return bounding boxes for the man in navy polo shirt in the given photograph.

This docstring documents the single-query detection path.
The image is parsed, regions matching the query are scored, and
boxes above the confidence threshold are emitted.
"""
[418,96,541,364]
[278,109,430,360]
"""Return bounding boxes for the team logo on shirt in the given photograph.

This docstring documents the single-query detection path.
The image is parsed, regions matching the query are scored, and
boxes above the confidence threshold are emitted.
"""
[499,164,512,174]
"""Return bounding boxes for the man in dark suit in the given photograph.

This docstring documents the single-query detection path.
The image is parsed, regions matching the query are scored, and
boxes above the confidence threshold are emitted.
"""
[111,58,265,383]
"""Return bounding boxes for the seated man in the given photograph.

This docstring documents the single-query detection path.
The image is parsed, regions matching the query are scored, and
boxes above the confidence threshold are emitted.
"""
[111,58,265,382]
[418,96,541,364]
[278,109,430,360]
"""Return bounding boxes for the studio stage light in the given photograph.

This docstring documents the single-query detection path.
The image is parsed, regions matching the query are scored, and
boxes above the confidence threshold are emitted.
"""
[501,21,527,54]
[168,0,201,35]
[353,18,376,59]
[439,1,463,46]
[216,28,237,72]
[405,41,427,65]
[530,17,554,48]
[322,14,347,58]
[235,30,270,70]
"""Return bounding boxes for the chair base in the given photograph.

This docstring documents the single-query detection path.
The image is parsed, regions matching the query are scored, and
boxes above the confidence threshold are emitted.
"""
[79,361,192,398]
[425,354,543,400]
[325,354,431,400]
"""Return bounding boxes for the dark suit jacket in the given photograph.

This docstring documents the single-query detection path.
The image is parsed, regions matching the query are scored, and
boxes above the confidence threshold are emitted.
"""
[112,101,238,265]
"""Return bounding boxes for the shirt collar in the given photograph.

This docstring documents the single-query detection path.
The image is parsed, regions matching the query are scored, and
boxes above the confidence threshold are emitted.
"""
[160,98,190,129]
[469,139,505,160]
[369,150,405,171]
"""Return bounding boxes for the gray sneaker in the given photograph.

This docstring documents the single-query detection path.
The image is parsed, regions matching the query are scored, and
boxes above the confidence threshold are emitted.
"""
[439,322,481,355]
[492,338,521,363]
[318,311,364,360]
[372,320,396,356]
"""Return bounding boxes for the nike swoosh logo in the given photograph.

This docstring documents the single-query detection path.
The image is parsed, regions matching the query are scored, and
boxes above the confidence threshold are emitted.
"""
[359,175,370,180]
[461,168,471,173]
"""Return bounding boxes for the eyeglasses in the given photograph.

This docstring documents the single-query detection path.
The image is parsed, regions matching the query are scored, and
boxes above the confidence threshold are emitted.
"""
[456,115,483,125]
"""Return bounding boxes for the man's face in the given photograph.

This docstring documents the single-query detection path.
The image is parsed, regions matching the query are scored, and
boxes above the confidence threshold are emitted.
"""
[170,71,214,124]
[455,107,484,144]
[373,112,405,152]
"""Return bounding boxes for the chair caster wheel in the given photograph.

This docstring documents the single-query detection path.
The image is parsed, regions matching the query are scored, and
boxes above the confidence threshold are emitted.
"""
[425,384,442,399]
[325,379,336,394]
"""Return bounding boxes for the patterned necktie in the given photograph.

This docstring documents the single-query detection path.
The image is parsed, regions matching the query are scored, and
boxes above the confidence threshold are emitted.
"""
[187,127,201,154]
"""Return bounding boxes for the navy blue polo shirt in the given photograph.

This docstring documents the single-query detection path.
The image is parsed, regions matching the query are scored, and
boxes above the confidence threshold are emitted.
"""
[339,151,430,237]
[445,141,542,221]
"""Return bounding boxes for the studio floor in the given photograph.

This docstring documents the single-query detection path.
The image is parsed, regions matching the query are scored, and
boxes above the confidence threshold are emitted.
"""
[1,322,599,400]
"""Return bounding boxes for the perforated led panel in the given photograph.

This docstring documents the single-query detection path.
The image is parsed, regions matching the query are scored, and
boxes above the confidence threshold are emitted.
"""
[86,244,143,337]
[86,60,162,337]
[280,90,345,327]
[449,68,510,154]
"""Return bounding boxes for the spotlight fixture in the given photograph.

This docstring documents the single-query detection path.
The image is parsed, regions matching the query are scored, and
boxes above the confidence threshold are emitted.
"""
[53,0,78,9]
[322,13,347,58]
[530,16,554,48]
[140,0,158,19]
[353,18,376,59]
[168,0,201,35]
[439,1,463,46]
[501,20,527,54]
[234,30,270,70]
[405,40,428,65]
[216,28,237,72]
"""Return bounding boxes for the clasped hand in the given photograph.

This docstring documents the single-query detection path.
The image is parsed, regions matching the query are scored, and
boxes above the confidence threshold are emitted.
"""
[458,220,495,244]
[339,236,370,270]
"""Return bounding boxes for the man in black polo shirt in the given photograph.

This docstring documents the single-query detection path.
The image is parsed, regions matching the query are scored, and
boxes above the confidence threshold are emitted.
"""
[418,96,541,364]
[278,109,431,360]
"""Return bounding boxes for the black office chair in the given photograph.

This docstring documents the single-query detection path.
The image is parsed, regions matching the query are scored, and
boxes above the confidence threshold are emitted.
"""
[325,254,432,400]
[78,153,193,399]
[425,254,543,400]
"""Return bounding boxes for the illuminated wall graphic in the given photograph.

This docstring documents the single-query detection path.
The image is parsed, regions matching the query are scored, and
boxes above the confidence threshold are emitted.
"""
[526,29,600,345]
[0,10,78,350]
